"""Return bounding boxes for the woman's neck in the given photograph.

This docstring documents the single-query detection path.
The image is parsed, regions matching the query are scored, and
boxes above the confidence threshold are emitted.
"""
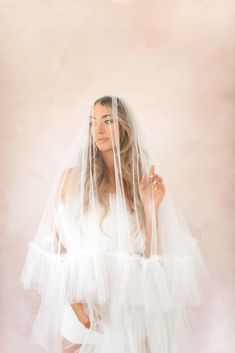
[100,150,117,194]
[101,149,114,173]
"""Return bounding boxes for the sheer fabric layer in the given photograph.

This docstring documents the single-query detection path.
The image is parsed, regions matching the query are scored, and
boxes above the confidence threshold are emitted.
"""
[20,96,208,353]
[20,237,206,353]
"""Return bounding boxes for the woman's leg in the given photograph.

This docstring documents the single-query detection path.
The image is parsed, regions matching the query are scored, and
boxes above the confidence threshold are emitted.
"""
[62,337,82,353]
[62,343,82,353]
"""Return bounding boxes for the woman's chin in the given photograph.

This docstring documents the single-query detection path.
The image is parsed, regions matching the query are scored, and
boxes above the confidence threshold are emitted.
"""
[97,145,113,153]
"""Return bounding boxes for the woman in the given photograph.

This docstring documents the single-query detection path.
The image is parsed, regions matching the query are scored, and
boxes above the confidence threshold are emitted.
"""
[20,96,207,353]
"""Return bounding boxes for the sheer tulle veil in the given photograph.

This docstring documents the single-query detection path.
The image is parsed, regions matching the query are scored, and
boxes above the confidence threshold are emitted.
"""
[20,95,208,353]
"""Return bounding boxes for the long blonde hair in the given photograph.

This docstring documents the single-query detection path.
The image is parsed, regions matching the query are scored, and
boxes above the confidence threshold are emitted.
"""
[84,96,146,237]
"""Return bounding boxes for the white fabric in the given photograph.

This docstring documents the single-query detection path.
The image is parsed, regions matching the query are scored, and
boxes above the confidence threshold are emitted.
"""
[20,95,208,353]
[21,191,206,353]
[57,194,204,349]
[54,194,145,255]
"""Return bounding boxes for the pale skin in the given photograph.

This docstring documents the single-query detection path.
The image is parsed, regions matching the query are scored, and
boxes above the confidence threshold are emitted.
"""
[71,103,166,330]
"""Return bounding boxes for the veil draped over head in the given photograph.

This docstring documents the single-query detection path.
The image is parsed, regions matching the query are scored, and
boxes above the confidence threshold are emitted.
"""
[20,96,208,353]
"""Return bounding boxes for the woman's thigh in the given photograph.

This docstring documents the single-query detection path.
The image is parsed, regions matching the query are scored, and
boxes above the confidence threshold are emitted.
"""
[62,337,82,353]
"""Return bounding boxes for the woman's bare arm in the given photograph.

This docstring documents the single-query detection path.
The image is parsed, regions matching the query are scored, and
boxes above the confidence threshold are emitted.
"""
[71,302,91,329]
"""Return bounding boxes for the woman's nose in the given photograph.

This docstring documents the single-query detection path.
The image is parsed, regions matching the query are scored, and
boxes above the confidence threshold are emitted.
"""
[95,121,105,133]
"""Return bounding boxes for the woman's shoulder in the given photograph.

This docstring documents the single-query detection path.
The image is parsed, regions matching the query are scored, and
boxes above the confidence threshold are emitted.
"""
[57,167,77,201]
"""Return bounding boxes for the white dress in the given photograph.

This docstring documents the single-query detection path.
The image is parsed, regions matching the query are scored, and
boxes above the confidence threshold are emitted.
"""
[59,193,145,345]
[20,191,206,353]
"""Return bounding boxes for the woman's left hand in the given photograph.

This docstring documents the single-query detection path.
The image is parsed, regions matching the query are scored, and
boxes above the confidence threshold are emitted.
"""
[139,165,165,212]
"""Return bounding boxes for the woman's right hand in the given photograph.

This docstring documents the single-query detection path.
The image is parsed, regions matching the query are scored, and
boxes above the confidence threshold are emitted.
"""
[72,303,91,329]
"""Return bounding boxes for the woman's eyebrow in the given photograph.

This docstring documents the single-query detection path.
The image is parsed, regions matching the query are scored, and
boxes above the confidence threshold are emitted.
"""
[90,114,112,119]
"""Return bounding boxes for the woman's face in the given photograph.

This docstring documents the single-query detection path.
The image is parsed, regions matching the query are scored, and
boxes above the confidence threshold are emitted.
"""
[90,103,118,152]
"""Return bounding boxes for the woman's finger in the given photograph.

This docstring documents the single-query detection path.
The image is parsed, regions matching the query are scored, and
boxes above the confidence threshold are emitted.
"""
[149,165,155,182]
[84,318,91,328]
[140,173,146,184]
[154,179,164,190]
[153,176,162,184]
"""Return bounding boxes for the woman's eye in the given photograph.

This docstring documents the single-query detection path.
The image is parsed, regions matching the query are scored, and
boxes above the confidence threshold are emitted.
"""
[105,118,113,124]
[89,121,96,126]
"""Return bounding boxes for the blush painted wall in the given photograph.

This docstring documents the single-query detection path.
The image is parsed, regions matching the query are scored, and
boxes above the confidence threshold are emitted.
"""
[0,1,234,353]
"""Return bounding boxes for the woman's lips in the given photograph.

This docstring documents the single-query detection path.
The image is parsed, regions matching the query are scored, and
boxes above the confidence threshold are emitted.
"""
[97,138,109,144]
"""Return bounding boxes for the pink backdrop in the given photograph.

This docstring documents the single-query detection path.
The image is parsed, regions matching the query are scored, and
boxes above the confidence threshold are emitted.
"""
[0,1,234,353]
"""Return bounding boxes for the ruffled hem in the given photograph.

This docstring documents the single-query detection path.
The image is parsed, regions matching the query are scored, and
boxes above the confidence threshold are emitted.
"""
[62,306,195,353]
[20,239,207,312]
[20,240,208,353]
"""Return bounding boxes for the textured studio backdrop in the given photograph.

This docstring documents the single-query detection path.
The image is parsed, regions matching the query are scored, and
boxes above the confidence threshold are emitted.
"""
[0,1,234,353]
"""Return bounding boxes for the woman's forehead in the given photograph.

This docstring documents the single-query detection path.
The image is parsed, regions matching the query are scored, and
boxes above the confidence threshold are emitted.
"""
[90,103,113,119]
